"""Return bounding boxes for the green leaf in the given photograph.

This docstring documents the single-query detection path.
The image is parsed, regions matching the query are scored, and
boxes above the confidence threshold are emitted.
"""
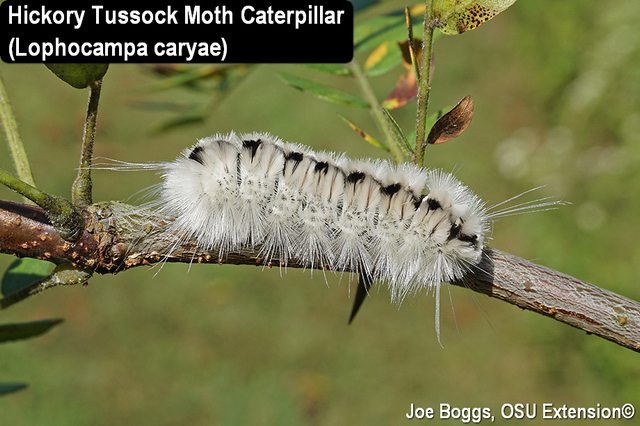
[136,64,243,92]
[45,64,109,89]
[278,73,369,108]
[381,108,412,158]
[0,319,64,343]
[355,5,434,52]
[434,0,517,35]
[351,0,380,13]
[355,17,423,53]
[152,113,207,134]
[0,383,28,396]
[1,258,55,297]
[302,63,352,76]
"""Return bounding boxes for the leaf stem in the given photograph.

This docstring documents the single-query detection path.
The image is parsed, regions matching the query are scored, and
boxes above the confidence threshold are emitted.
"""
[349,60,406,163]
[0,72,36,193]
[414,0,435,166]
[72,79,102,208]
[0,168,84,241]
[0,169,50,207]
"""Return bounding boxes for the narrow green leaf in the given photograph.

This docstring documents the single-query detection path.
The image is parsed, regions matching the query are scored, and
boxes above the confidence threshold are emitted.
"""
[337,114,389,151]
[355,15,425,53]
[278,73,369,108]
[354,13,403,45]
[1,258,55,297]
[45,64,109,89]
[0,383,28,396]
[351,0,380,13]
[355,5,437,53]
[381,108,412,158]
[0,73,36,190]
[302,64,352,76]
[152,113,206,134]
[135,64,244,93]
[1,264,92,311]
[0,319,64,343]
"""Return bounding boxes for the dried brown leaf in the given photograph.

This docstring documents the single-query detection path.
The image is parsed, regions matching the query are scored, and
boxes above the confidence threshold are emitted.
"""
[426,95,474,145]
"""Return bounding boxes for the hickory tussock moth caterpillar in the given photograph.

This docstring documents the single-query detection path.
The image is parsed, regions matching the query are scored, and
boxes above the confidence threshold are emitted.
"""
[105,131,560,343]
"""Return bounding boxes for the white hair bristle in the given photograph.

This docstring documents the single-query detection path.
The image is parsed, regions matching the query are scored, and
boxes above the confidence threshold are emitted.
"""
[104,131,562,343]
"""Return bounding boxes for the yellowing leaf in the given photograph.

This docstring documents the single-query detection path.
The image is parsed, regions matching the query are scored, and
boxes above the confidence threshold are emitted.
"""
[410,4,426,16]
[337,114,389,151]
[434,0,517,35]
[365,42,390,69]
[364,42,403,76]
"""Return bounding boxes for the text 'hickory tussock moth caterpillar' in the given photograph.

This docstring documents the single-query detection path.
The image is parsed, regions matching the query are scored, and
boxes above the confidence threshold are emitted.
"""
[108,131,559,343]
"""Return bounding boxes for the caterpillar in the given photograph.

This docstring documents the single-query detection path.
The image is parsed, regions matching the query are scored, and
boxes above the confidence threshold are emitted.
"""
[108,131,559,343]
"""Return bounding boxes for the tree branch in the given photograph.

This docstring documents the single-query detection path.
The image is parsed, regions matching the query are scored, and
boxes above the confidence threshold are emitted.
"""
[465,248,640,352]
[1,199,638,352]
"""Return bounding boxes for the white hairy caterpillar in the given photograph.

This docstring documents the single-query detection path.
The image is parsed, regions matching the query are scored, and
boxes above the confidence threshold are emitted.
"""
[107,131,558,342]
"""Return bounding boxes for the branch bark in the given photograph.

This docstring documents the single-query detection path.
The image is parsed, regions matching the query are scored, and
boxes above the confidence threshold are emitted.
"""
[1,199,639,352]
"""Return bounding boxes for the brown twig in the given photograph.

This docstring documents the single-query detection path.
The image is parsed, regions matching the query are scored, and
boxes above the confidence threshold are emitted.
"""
[1,199,639,352]
[466,248,640,352]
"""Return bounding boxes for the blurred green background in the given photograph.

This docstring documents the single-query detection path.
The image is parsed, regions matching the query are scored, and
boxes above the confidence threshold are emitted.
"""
[1,0,640,424]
